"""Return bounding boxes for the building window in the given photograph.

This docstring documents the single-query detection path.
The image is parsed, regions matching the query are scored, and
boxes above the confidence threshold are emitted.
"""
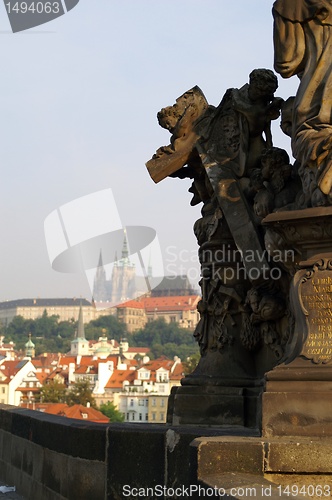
[81,413,88,419]
[132,413,135,421]
[139,413,142,421]
[152,412,156,421]
[145,414,148,421]
[145,399,148,406]
[152,398,156,407]
[1,387,5,394]
[130,399,134,407]
[159,385,165,392]
[160,399,165,407]
[126,413,129,421]
[160,413,164,421]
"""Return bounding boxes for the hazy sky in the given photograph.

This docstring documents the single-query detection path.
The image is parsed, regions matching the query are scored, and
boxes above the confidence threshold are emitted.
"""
[0,0,299,302]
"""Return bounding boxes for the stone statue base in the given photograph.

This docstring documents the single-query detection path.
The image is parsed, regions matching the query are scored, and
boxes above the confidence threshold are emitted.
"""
[263,360,332,437]
[262,207,332,437]
[167,384,262,428]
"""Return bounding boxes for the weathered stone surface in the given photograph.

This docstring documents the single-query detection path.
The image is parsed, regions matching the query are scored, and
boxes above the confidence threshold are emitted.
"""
[192,436,264,477]
[265,440,332,473]
[170,385,261,428]
[192,434,332,498]
[263,389,332,438]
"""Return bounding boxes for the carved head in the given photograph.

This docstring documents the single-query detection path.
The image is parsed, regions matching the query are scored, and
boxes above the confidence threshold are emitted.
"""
[261,147,290,180]
[157,86,208,137]
[248,68,278,101]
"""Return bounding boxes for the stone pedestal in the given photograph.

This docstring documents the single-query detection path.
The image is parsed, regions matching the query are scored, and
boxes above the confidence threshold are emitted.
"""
[168,384,262,428]
[263,360,332,437]
[262,207,332,437]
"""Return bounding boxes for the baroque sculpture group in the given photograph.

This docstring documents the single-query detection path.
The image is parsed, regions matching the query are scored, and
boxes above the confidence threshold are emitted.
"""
[146,0,332,426]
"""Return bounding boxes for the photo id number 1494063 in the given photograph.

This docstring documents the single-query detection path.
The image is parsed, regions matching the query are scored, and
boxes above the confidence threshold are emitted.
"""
[5,2,60,14]
[277,485,331,497]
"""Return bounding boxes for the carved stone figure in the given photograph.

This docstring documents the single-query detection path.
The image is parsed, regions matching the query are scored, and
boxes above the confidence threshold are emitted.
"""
[146,86,209,184]
[252,147,301,221]
[273,0,332,206]
[197,68,282,177]
[146,70,297,425]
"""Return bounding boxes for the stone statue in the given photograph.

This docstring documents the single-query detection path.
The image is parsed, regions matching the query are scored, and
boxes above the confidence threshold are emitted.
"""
[146,70,299,426]
[144,1,332,437]
[146,86,209,184]
[197,68,283,177]
[273,0,332,206]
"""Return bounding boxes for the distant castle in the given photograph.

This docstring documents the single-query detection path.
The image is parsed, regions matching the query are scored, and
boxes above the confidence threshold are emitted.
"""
[92,231,197,306]
[93,231,139,306]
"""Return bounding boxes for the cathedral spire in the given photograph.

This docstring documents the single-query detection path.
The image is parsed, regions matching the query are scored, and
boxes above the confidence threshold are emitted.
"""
[97,250,103,268]
[71,301,89,356]
[121,229,130,263]
[93,251,107,302]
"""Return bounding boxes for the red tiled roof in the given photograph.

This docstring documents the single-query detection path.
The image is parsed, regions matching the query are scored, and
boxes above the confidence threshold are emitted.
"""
[43,403,68,414]
[0,360,29,379]
[105,369,135,389]
[63,405,109,423]
[170,363,184,380]
[116,300,145,310]
[126,347,150,353]
[44,403,109,423]
[58,356,77,366]
[117,295,200,312]
[75,365,98,375]
[16,387,40,393]
[32,353,61,367]
[35,372,48,384]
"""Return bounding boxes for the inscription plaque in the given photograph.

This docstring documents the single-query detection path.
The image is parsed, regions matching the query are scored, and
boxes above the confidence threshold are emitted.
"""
[300,260,332,363]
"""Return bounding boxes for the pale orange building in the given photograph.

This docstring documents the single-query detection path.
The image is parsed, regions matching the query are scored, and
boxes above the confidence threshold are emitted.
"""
[116,295,201,332]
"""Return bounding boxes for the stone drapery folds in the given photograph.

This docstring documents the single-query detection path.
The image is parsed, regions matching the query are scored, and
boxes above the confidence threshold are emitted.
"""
[273,0,332,206]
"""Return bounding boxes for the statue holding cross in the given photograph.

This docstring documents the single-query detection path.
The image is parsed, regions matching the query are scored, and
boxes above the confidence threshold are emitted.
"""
[146,70,299,418]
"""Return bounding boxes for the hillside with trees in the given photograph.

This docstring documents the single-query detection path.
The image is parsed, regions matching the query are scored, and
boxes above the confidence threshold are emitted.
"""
[1,312,199,360]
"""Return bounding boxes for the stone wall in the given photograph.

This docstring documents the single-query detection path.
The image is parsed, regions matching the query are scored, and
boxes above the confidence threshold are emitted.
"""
[0,405,107,500]
[0,405,241,499]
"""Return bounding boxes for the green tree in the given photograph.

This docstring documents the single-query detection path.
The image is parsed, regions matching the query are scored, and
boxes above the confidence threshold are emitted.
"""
[66,379,96,408]
[99,401,124,423]
[131,319,199,359]
[85,314,127,341]
[183,352,200,375]
[40,381,67,403]
[31,310,59,338]
[4,315,33,351]
[54,320,76,340]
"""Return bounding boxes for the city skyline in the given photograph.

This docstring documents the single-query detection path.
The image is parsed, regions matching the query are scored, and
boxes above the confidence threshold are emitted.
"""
[0,1,298,302]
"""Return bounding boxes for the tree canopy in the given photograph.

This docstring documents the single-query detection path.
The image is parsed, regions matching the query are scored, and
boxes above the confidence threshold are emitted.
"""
[40,380,67,403]
[3,313,199,361]
[99,401,124,422]
[131,318,199,360]
[66,380,96,408]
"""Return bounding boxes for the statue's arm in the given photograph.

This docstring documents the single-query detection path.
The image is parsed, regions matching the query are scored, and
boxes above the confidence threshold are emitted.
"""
[273,9,306,79]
